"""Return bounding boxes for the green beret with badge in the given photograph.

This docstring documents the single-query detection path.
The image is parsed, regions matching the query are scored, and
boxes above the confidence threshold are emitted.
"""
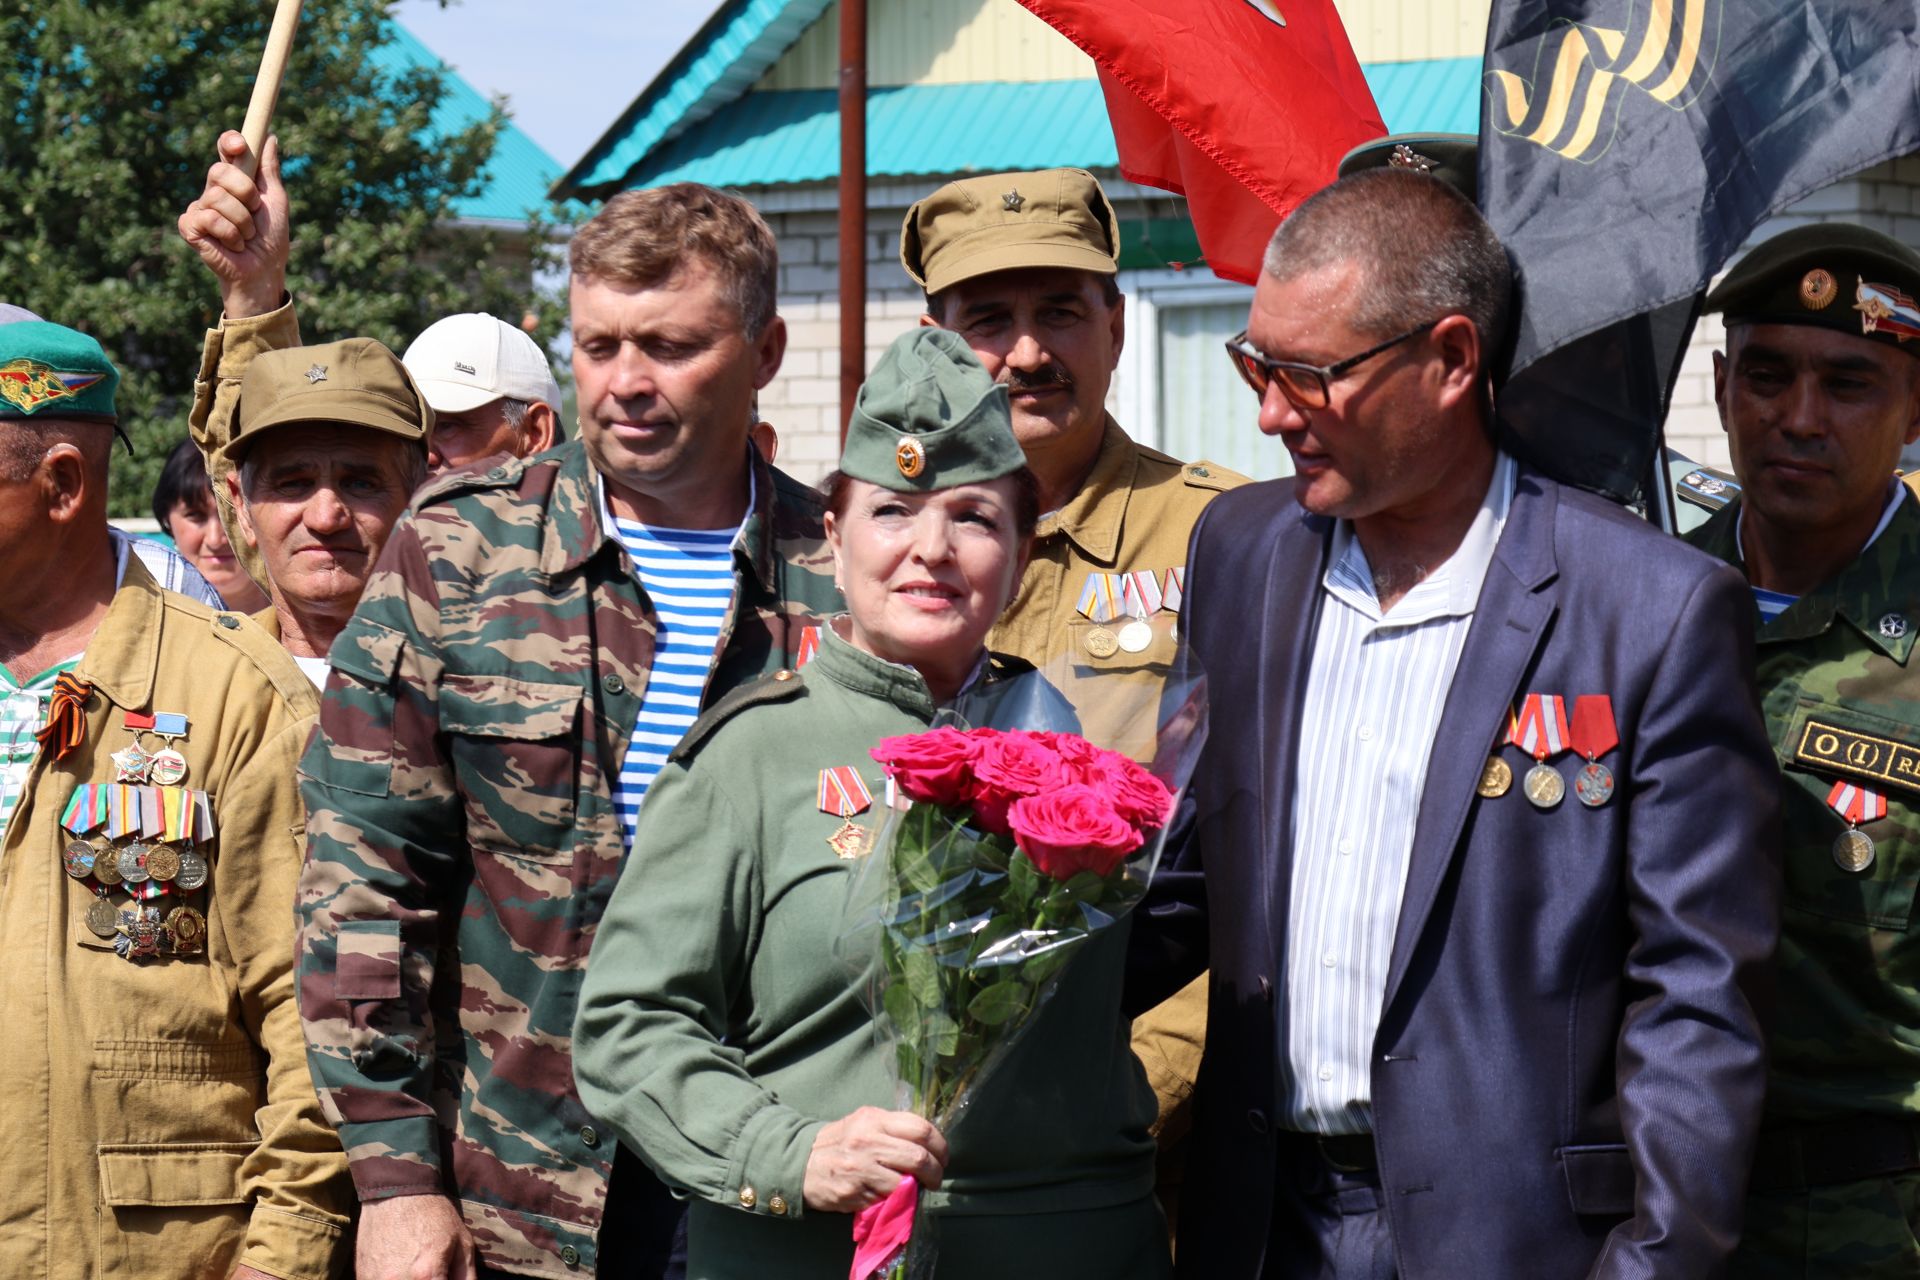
[227,336,434,464]
[840,327,1026,491]
[1336,132,1479,202]
[0,319,134,452]
[900,167,1120,295]
[1706,222,1920,355]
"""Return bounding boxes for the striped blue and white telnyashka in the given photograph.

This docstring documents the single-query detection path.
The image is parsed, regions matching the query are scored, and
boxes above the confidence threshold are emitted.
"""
[602,482,744,844]
[1283,451,1515,1136]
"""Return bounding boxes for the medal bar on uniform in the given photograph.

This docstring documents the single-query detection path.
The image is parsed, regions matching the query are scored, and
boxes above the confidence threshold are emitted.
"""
[819,766,875,859]
[1827,779,1886,873]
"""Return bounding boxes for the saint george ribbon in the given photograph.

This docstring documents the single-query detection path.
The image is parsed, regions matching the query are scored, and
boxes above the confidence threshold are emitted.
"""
[1486,0,1718,161]
[34,672,92,761]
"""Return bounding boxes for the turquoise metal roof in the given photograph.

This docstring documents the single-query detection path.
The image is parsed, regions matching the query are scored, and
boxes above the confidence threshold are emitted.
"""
[560,0,834,198]
[596,57,1483,193]
[370,22,565,224]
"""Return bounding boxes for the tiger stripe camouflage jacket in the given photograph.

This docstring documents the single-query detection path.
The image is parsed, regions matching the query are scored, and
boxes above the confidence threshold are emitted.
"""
[294,438,840,1277]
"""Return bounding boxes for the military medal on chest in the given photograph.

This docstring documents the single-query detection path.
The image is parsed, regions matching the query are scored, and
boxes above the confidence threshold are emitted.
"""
[1825,779,1885,873]
[819,766,875,858]
[1077,568,1185,657]
[1508,694,1571,810]
[58,708,214,962]
[1568,695,1620,808]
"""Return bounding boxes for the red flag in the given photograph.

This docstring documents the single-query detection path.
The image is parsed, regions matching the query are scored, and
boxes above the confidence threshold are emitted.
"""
[1019,0,1385,284]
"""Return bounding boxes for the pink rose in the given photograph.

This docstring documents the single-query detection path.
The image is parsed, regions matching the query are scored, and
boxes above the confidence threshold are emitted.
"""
[1007,785,1145,881]
[1031,731,1105,773]
[967,731,1070,835]
[871,727,979,807]
[1086,749,1177,832]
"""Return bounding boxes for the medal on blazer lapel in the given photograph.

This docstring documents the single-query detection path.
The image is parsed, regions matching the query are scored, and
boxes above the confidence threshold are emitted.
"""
[1569,696,1619,808]
[1509,695,1570,809]
[819,766,875,858]
[1826,779,1885,873]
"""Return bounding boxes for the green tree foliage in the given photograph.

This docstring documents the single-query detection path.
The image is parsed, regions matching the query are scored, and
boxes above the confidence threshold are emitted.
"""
[1,0,566,515]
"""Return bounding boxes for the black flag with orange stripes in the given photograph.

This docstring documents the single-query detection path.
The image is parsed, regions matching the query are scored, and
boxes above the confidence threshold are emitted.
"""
[1481,0,1920,503]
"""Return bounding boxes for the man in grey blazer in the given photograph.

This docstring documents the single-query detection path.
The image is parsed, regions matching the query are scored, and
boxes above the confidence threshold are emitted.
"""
[1132,167,1781,1279]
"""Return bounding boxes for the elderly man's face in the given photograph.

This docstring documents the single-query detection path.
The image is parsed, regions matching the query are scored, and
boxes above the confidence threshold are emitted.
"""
[929,267,1124,455]
[234,425,418,623]
[1246,258,1459,522]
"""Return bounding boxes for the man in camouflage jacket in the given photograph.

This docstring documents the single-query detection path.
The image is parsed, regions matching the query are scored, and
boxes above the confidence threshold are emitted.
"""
[295,186,840,1280]
[1687,224,1920,1276]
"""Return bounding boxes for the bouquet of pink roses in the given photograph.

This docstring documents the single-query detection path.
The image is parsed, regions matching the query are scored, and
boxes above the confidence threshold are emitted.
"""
[842,725,1185,1280]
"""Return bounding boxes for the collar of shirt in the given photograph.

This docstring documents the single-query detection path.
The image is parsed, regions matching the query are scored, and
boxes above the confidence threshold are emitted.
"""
[1733,478,1906,574]
[1734,482,1920,658]
[593,455,755,561]
[810,616,989,717]
[1321,451,1517,627]
[1034,417,1138,566]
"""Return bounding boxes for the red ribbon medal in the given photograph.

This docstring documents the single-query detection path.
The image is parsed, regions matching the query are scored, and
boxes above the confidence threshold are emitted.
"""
[1826,780,1885,873]
[1507,695,1569,808]
[1569,696,1619,808]
[819,766,874,859]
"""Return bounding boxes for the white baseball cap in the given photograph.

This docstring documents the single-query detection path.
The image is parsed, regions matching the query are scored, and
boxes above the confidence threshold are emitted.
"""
[402,312,564,414]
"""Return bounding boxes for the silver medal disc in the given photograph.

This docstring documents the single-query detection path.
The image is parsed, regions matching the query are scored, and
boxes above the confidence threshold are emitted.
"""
[1117,619,1154,653]
[174,848,210,892]
[117,842,152,884]
[1574,761,1615,808]
[1523,762,1565,810]
[1833,827,1876,874]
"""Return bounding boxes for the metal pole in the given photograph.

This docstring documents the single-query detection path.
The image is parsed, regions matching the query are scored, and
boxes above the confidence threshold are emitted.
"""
[837,0,867,442]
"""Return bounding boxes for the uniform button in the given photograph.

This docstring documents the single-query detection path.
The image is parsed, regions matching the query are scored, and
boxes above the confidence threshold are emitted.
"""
[1357,725,1374,741]
[1318,1064,1333,1082]
[217,615,240,630]
[773,669,795,682]
[768,1193,788,1216]
[1321,952,1336,968]
[1191,466,1212,478]
[601,674,625,695]
[559,1245,580,1267]
[738,1184,757,1209]
[1338,838,1354,855]
[580,1125,599,1148]
[1246,1109,1269,1134]
[488,466,509,481]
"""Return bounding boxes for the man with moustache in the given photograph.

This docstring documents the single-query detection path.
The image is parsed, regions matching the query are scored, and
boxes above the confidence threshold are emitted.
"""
[901,167,1242,1221]
[294,184,839,1280]
[1684,225,1920,1278]
[1131,167,1780,1278]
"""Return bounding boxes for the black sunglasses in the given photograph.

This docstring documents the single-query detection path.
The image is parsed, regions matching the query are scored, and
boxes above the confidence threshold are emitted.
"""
[1224,321,1436,410]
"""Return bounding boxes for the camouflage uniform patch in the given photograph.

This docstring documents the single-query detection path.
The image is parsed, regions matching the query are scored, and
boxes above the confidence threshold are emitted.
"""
[296,438,839,1277]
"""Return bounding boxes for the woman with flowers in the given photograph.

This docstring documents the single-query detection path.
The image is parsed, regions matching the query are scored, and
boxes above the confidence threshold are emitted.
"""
[573,328,1170,1279]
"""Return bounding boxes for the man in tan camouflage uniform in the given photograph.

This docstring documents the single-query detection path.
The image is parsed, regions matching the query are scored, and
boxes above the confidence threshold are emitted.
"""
[901,166,1243,1226]
[294,186,841,1280]
[1688,224,1920,1277]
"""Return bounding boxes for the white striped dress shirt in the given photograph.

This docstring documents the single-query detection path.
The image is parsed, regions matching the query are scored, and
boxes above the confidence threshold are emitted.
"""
[1284,452,1515,1135]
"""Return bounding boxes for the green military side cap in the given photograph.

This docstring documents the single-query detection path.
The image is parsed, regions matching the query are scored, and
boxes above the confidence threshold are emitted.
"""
[0,320,133,453]
[227,337,434,463]
[841,328,1025,492]
[901,167,1119,295]
[1336,133,1479,202]
[1706,223,1920,356]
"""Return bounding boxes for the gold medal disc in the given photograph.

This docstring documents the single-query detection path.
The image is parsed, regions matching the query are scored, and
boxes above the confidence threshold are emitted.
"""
[92,849,124,887]
[1523,762,1565,810]
[1085,627,1120,658]
[165,906,207,954]
[145,843,182,883]
[1833,827,1876,874]
[826,819,868,860]
[1476,756,1512,798]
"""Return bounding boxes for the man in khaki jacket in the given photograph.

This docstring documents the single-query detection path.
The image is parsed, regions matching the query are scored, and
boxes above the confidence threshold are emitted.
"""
[0,319,350,1280]
[902,167,1239,1223]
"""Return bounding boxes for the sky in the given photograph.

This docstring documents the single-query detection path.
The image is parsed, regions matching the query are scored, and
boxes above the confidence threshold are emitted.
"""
[392,0,728,171]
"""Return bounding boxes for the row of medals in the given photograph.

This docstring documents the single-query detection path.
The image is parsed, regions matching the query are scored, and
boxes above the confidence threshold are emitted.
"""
[1085,617,1157,659]
[1477,754,1614,810]
[64,836,210,958]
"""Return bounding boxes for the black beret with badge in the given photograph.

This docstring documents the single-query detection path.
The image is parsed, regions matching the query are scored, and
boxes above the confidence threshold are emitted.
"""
[1705,222,1920,356]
